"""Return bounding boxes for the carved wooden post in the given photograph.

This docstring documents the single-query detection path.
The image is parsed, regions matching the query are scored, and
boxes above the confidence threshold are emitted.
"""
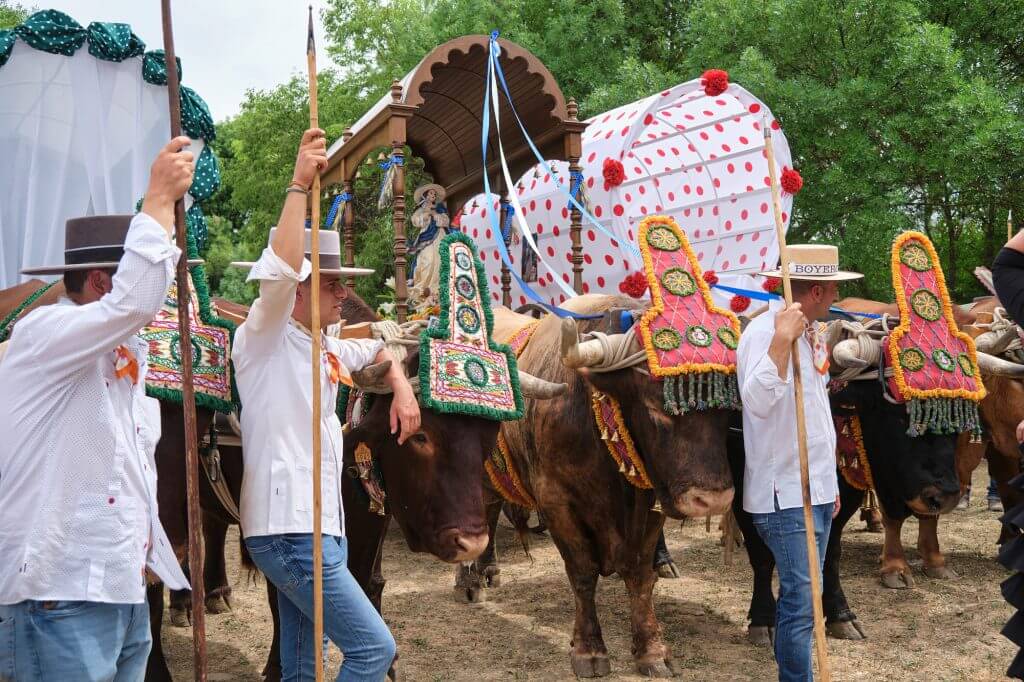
[566,98,584,294]
[390,80,409,322]
[341,128,356,289]
[499,195,512,307]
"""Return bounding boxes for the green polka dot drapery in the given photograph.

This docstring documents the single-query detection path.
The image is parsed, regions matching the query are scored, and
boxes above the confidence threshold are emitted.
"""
[0,9,220,251]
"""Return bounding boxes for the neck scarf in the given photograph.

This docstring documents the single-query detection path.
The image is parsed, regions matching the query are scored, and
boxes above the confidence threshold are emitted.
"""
[805,321,830,375]
[114,345,139,384]
[290,318,353,387]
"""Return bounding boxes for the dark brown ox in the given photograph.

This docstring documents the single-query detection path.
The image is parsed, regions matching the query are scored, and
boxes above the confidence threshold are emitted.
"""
[164,290,565,681]
[458,295,734,678]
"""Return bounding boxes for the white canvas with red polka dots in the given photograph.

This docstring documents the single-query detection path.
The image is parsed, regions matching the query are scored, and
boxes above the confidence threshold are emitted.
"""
[459,77,792,311]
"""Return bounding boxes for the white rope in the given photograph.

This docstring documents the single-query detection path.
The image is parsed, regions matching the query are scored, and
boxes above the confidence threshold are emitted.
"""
[581,331,649,373]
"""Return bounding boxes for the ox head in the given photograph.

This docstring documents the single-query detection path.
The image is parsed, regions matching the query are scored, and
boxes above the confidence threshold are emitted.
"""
[831,335,1024,516]
[560,312,733,519]
[345,353,566,563]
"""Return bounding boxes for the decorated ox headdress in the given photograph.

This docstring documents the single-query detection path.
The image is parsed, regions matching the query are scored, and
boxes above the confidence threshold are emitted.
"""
[418,232,524,420]
[887,231,985,436]
[636,215,742,413]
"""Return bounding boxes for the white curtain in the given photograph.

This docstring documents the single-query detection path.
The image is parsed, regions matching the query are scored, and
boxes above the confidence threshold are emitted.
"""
[0,42,202,287]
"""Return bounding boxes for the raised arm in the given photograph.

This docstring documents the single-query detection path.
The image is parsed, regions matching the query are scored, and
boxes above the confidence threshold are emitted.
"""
[739,305,806,419]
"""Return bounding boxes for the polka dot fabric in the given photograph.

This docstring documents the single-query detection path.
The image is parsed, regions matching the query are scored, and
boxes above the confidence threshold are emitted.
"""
[86,22,145,62]
[461,76,793,310]
[14,9,86,56]
[142,49,181,86]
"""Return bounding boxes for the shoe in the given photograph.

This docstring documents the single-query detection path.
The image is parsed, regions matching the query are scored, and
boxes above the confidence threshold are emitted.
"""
[989,498,1004,512]
[956,493,970,511]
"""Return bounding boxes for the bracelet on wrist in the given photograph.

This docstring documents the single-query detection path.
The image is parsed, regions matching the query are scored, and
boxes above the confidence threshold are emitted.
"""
[285,186,309,197]
[287,180,310,192]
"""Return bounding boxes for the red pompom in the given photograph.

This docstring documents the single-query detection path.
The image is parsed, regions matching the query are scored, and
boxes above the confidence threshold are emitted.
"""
[762,276,782,292]
[730,294,751,313]
[618,272,649,298]
[780,167,803,195]
[702,270,719,286]
[602,158,626,189]
[702,69,729,97]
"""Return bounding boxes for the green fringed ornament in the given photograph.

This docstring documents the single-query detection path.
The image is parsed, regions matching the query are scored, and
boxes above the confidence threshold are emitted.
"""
[661,372,741,415]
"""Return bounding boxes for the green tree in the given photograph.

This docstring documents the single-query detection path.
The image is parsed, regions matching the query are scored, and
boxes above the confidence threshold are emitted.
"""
[0,1,31,29]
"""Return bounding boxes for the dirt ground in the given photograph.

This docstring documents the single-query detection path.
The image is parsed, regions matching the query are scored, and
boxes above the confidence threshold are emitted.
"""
[166,465,1015,681]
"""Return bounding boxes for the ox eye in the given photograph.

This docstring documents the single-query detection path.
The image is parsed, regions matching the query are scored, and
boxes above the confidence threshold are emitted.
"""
[410,432,429,446]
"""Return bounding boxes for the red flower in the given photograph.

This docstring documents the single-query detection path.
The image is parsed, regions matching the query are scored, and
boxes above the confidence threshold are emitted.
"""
[602,158,626,189]
[762,276,782,292]
[702,69,729,97]
[618,272,649,298]
[730,294,751,313]
[702,270,719,286]
[781,167,803,194]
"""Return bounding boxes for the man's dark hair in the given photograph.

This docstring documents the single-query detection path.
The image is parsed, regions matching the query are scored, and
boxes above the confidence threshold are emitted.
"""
[791,279,823,298]
[63,268,116,295]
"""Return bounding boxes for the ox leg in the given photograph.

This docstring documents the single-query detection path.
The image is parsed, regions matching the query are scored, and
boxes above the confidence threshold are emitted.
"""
[168,576,192,628]
[262,579,282,682]
[823,482,866,640]
[455,499,503,603]
[652,529,679,579]
[203,511,233,613]
[916,515,955,579]
[879,513,914,589]
[622,515,674,678]
[144,582,173,682]
[566,568,610,678]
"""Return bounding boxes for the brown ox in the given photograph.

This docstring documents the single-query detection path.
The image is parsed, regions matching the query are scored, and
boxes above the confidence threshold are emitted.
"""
[456,295,734,678]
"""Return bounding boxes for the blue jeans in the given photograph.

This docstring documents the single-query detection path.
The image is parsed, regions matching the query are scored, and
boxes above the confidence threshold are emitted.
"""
[0,599,150,681]
[245,534,396,682]
[751,499,833,682]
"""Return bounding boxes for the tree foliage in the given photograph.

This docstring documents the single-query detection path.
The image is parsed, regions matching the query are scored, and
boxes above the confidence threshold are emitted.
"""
[207,0,1024,305]
[0,1,31,29]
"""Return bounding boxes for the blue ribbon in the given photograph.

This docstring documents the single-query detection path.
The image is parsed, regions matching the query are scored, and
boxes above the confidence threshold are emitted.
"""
[378,154,404,200]
[501,204,515,242]
[567,170,585,210]
[324,193,348,229]
[481,33,599,320]
[711,283,881,318]
[488,33,640,261]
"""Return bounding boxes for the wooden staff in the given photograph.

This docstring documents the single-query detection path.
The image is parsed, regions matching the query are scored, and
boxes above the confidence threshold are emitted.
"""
[763,116,832,681]
[1009,210,1014,242]
[159,1,206,679]
[306,7,326,681]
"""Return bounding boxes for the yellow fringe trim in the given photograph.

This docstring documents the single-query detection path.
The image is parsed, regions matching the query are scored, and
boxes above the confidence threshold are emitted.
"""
[850,415,874,490]
[591,391,653,489]
[485,433,537,509]
[636,215,741,377]
[888,231,986,402]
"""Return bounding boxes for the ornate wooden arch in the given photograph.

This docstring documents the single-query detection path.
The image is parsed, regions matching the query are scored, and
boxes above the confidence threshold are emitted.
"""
[320,35,586,321]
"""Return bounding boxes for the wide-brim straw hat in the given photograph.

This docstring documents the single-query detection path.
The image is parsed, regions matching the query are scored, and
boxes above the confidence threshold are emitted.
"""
[759,244,862,281]
[231,228,374,277]
[21,214,202,275]
[413,183,446,206]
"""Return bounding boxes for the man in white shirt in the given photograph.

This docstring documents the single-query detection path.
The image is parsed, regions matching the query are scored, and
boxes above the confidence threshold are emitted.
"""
[0,138,195,681]
[737,244,861,682]
[231,128,419,681]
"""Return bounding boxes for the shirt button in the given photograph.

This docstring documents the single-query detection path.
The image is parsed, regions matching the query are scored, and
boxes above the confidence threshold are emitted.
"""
[108,497,116,505]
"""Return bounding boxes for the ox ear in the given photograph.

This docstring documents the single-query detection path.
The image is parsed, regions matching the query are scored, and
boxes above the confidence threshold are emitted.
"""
[352,360,393,394]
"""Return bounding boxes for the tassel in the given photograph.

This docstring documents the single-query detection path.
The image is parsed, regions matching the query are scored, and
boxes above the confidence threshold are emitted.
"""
[651,499,663,514]
[601,427,610,441]
[619,460,627,474]
[611,430,620,443]
[628,464,638,478]
[663,377,679,415]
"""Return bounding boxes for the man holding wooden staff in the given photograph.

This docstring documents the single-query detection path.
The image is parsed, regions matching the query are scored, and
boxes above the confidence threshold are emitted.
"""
[737,245,861,681]
[0,138,194,681]
[231,128,419,681]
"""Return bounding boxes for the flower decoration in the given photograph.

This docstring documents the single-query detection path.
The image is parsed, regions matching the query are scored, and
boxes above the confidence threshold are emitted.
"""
[762,276,782,293]
[619,272,649,298]
[781,167,803,195]
[730,294,751,313]
[602,158,626,190]
[702,269,719,286]
[701,69,729,97]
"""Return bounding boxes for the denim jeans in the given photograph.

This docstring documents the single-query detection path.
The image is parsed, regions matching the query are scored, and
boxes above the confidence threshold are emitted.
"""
[245,534,396,682]
[0,599,150,681]
[751,499,833,682]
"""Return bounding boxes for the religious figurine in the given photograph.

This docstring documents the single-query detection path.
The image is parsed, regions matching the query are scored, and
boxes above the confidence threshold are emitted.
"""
[407,183,453,312]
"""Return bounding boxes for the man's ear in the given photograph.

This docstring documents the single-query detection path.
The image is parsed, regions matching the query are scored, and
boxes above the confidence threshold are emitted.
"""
[88,269,113,297]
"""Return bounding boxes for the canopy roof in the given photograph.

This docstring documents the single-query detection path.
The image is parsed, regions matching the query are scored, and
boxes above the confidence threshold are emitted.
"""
[322,35,584,211]
[459,76,794,310]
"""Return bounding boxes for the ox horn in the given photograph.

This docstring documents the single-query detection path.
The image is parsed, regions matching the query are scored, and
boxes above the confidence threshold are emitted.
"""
[560,318,605,368]
[830,338,876,369]
[976,351,1024,378]
[973,327,1019,356]
[517,370,568,399]
[351,360,394,394]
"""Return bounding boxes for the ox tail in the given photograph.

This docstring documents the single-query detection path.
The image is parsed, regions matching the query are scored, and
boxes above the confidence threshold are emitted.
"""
[239,535,263,585]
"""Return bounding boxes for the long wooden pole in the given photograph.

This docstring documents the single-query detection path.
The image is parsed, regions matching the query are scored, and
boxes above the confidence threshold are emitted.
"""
[1009,209,1014,242]
[763,116,832,681]
[160,2,206,680]
[306,7,325,681]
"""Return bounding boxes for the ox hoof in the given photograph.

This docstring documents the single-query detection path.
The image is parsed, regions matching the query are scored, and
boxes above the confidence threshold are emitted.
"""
[826,619,866,640]
[880,569,915,589]
[483,565,501,588]
[205,593,232,614]
[747,625,774,647]
[656,561,680,580]
[923,565,958,580]
[454,585,488,603]
[571,652,611,678]
[635,656,676,678]
[168,606,191,628]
